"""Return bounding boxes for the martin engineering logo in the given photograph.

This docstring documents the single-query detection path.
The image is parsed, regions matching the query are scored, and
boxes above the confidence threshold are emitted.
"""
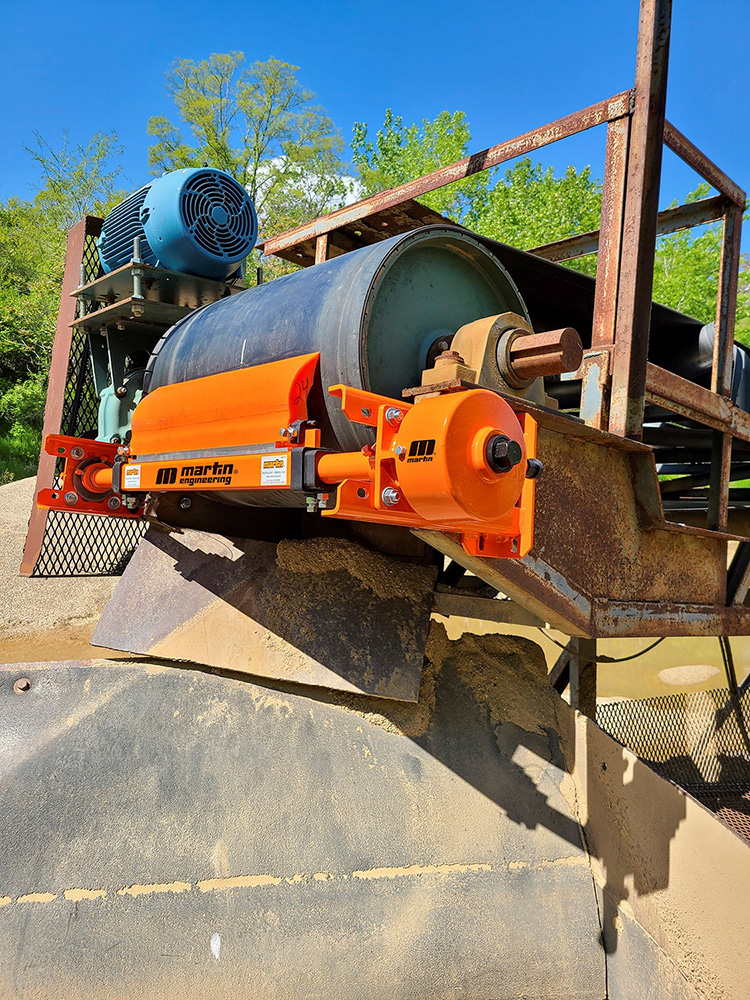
[155,462,237,487]
[406,439,436,464]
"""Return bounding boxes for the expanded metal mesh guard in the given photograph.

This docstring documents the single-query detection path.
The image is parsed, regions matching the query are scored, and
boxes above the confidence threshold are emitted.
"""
[597,688,750,841]
[32,229,147,577]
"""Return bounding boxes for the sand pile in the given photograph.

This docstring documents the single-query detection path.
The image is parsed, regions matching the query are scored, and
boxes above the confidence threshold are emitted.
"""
[0,477,118,661]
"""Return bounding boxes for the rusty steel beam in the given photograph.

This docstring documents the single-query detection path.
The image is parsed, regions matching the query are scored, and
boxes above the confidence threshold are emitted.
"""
[712,205,743,398]
[707,204,743,531]
[20,218,92,576]
[707,431,733,532]
[260,91,634,258]
[569,638,597,717]
[645,363,732,432]
[664,121,746,209]
[608,0,672,440]
[530,194,727,264]
[314,234,328,265]
[592,117,631,351]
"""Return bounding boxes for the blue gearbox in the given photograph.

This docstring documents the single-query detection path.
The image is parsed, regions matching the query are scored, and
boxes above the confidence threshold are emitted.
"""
[97,167,258,280]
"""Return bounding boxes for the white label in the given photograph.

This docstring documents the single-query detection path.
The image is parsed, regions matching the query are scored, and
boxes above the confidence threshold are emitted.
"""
[123,464,141,490]
[260,453,288,486]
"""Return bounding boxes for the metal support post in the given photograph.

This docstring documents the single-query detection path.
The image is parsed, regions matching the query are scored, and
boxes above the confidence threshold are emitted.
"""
[569,637,597,717]
[609,0,672,439]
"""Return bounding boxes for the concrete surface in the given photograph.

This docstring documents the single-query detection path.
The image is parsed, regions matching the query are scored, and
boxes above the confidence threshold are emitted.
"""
[2,624,749,998]
[0,478,118,662]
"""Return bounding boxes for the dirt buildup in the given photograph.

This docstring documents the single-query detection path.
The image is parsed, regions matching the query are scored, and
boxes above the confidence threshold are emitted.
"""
[324,621,553,741]
[276,537,436,603]
[443,627,559,736]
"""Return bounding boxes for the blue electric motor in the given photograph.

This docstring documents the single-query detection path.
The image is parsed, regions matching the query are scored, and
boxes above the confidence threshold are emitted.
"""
[97,167,258,280]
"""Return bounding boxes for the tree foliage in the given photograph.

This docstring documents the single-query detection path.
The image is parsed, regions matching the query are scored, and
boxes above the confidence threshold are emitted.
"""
[148,54,346,236]
[352,109,488,220]
[0,131,124,477]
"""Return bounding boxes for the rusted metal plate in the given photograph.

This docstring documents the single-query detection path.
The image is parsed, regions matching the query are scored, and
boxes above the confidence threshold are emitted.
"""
[74,260,245,308]
[70,297,192,333]
[92,529,437,702]
[416,410,748,637]
[265,198,451,268]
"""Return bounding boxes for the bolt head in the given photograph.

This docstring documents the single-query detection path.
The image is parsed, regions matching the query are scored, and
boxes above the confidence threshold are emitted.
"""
[64,491,78,505]
[385,407,403,427]
[179,497,192,510]
[71,446,84,460]
[115,385,128,398]
[13,677,31,694]
[436,349,465,365]
[381,487,401,507]
[107,496,122,510]
[395,445,406,458]
[486,435,523,474]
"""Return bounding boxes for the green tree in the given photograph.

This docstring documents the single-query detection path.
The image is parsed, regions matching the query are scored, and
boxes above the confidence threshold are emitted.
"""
[0,131,123,479]
[147,54,347,236]
[465,158,603,276]
[351,109,488,220]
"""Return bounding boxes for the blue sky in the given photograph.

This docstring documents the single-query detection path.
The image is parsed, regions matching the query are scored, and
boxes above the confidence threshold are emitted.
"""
[1,0,747,234]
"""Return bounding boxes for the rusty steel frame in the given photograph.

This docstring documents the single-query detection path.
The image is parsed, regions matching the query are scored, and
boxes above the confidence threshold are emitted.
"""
[260,0,746,531]
[20,218,96,575]
[255,0,749,638]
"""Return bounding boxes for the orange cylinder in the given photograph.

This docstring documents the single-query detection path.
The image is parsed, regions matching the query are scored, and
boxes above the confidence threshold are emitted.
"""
[395,389,526,523]
[80,463,114,493]
[317,451,374,484]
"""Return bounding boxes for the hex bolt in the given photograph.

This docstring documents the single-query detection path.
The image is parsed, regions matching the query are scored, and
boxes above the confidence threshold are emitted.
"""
[381,487,401,507]
[385,407,403,426]
[64,491,78,505]
[395,445,406,458]
[115,385,128,398]
[107,496,122,511]
[179,497,192,510]
[71,446,85,460]
[435,349,465,366]
[279,426,291,437]
[13,677,31,694]
[486,435,523,474]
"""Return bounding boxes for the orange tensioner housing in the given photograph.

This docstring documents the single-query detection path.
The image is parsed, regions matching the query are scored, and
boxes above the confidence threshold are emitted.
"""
[39,352,539,559]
